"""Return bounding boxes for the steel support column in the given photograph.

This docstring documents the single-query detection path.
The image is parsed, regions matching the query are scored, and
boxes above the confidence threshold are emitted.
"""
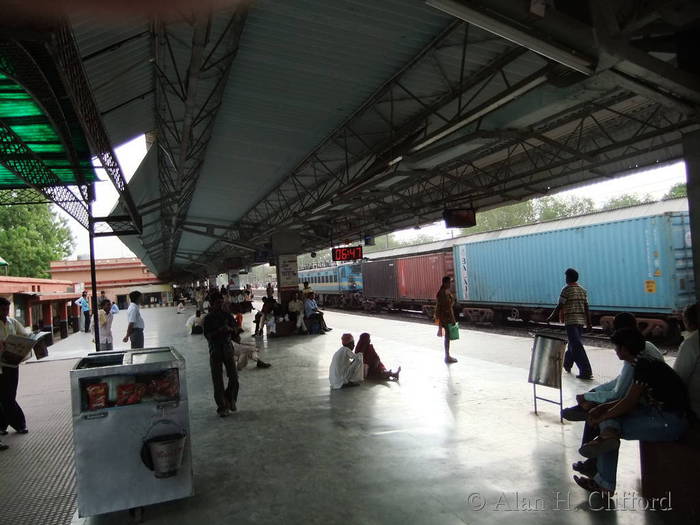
[683,131,700,305]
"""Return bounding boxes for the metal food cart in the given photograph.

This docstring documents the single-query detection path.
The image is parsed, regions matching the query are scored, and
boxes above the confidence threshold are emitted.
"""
[70,347,193,518]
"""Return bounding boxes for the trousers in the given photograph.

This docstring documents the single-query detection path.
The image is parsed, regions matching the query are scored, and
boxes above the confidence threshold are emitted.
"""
[83,310,91,332]
[563,324,592,376]
[209,344,239,412]
[0,366,26,432]
[595,406,687,490]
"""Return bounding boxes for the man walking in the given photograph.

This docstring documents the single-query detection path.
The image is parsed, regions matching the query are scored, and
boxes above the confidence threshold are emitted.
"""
[123,291,145,349]
[203,294,239,417]
[76,291,91,332]
[547,268,593,379]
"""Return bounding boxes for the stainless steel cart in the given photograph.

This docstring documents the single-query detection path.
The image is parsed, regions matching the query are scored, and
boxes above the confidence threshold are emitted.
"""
[70,347,193,518]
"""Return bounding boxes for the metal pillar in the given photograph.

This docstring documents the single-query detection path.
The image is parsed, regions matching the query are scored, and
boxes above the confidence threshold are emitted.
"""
[88,196,100,352]
[684,131,700,320]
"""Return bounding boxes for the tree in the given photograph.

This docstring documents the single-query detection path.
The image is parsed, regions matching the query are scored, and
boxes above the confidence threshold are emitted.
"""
[462,201,536,234]
[536,195,595,221]
[663,183,687,200]
[600,193,653,211]
[461,195,595,235]
[0,204,74,278]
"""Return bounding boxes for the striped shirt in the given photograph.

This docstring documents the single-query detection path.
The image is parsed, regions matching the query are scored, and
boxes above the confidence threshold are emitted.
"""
[558,284,588,326]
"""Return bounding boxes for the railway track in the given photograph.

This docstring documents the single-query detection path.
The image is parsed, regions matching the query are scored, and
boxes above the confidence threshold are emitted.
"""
[325,306,677,353]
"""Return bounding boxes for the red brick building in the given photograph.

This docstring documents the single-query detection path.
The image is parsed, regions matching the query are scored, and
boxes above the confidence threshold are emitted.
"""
[49,257,172,309]
[0,276,80,337]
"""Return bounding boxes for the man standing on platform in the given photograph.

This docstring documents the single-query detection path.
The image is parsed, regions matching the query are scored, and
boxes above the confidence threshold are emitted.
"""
[203,294,239,417]
[98,299,114,351]
[76,291,91,332]
[0,297,29,446]
[547,268,593,380]
[123,291,145,349]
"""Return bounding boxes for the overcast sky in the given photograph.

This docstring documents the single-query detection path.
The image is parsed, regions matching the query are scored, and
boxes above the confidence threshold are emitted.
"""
[62,137,687,258]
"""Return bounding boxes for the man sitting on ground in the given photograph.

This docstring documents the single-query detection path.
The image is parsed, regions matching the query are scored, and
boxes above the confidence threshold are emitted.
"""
[185,310,204,335]
[564,312,664,478]
[231,327,271,370]
[329,334,363,389]
[304,292,331,333]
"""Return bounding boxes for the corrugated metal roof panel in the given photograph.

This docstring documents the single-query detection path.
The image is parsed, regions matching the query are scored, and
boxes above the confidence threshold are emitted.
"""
[186,0,452,226]
[71,14,154,146]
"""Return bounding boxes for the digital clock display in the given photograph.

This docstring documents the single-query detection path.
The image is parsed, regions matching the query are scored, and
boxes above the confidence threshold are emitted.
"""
[332,245,364,261]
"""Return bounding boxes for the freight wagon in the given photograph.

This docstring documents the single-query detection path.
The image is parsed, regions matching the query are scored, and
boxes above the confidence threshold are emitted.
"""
[363,199,694,340]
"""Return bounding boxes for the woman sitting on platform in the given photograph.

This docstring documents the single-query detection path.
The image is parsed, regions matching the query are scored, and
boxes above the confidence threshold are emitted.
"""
[354,332,400,381]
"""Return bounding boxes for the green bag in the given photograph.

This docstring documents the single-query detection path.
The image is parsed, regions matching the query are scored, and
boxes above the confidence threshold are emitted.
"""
[447,323,460,341]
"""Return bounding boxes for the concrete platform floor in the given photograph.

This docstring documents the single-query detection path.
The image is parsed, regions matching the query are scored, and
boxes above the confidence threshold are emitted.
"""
[7,305,687,524]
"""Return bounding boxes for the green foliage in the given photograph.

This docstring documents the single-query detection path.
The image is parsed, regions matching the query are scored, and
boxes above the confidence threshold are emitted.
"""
[461,195,595,235]
[600,193,654,211]
[663,183,687,200]
[0,204,73,278]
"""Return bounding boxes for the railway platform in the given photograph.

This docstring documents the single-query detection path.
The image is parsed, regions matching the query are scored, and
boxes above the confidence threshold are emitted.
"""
[2,306,684,525]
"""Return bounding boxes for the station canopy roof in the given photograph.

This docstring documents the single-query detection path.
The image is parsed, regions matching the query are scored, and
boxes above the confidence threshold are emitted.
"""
[0,73,96,187]
[62,0,700,279]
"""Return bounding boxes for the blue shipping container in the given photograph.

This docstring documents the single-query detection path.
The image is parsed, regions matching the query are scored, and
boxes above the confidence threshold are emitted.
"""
[453,206,694,314]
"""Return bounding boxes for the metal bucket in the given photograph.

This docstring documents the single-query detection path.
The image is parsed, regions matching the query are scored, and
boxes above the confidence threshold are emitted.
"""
[146,433,187,478]
[528,333,567,389]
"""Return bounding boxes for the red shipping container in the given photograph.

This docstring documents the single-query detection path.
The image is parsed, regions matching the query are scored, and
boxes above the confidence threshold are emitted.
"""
[396,253,454,302]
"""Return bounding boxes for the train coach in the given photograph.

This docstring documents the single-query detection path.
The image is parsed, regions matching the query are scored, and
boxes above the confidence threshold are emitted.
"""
[298,262,363,307]
[362,199,694,340]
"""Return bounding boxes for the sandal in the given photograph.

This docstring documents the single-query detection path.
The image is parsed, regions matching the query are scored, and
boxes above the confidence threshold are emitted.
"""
[573,475,612,496]
[579,436,620,458]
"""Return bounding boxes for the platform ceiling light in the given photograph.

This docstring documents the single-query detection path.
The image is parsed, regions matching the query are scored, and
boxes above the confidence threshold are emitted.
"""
[425,0,594,76]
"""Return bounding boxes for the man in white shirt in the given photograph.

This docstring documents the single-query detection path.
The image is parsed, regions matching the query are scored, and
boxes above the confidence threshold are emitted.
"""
[0,297,29,446]
[123,291,145,349]
[675,303,700,418]
[329,333,363,389]
[98,299,114,351]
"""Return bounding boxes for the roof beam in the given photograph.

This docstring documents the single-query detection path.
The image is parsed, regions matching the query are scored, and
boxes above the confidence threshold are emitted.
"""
[426,0,595,75]
[154,6,248,268]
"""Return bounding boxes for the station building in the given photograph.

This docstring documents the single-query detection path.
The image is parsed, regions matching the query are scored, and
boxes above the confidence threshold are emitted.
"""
[49,257,174,309]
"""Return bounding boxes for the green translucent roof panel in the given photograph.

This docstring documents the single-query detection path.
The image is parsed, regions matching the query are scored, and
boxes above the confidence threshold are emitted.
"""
[0,72,97,187]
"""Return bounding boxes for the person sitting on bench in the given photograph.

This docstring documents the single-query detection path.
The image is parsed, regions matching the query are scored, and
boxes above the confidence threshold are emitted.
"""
[564,313,664,478]
[573,328,691,495]
[304,292,331,333]
[674,303,700,420]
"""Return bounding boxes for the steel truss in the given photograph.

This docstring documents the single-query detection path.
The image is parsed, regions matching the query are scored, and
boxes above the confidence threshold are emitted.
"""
[50,23,142,234]
[0,118,89,226]
[184,9,700,273]
[190,22,538,270]
[154,6,248,267]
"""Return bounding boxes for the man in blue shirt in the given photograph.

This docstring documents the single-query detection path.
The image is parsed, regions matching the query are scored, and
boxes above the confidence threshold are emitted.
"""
[75,291,91,332]
[304,292,331,333]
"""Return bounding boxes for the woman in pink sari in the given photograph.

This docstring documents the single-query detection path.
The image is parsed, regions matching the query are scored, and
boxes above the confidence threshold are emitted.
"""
[354,333,400,381]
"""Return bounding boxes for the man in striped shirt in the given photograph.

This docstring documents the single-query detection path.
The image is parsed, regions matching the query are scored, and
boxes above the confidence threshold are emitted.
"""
[547,268,593,379]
